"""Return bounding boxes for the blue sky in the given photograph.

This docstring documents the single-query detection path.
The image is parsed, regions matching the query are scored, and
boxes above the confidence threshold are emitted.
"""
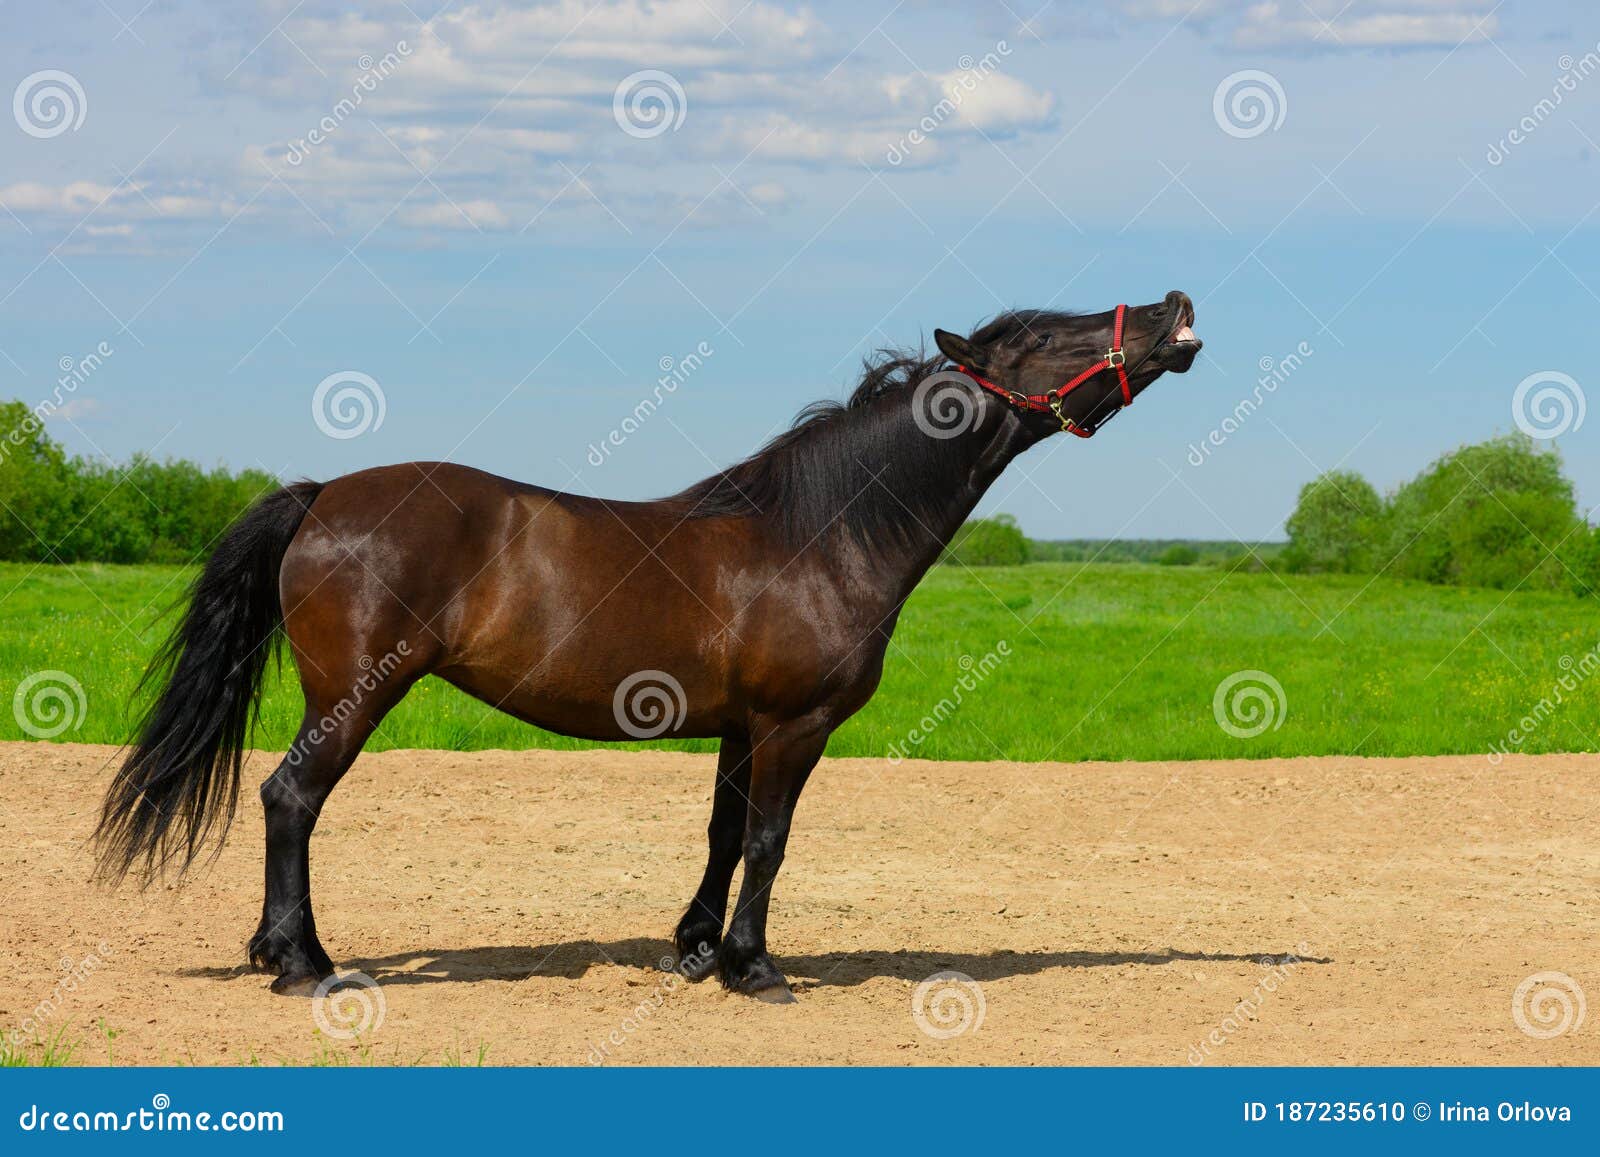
[2,0,1598,539]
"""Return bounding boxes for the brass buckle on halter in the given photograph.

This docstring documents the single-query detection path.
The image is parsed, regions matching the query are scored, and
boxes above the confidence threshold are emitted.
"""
[1105,348,1126,368]
[1047,395,1076,433]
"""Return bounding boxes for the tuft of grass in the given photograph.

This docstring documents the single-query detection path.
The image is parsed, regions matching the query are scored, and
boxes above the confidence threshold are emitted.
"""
[307,1034,375,1067]
[2,561,1599,762]
[96,1018,122,1065]
[440,1041,491,1067]
[1,1025,80,1067]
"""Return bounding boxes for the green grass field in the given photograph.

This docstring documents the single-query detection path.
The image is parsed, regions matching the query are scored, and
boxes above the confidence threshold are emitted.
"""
[2,560,1597,763]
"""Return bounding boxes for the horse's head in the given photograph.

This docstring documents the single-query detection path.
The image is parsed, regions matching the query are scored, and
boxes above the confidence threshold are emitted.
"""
[932,290,1201,437]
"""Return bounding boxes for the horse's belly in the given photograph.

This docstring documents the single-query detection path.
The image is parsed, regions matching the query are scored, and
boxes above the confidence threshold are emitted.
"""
[435,655,731,742]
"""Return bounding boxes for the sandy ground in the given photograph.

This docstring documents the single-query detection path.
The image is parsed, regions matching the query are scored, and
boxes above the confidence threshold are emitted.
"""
[1,741,1596,1066]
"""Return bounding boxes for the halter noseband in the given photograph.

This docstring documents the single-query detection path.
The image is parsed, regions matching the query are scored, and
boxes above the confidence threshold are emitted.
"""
[954,303,1131,439]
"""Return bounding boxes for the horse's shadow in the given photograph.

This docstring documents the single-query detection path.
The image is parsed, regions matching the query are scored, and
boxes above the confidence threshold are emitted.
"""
[291,939,1330,990]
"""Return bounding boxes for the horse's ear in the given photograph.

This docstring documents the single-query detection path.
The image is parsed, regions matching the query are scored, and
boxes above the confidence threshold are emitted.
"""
[933,328,980,369]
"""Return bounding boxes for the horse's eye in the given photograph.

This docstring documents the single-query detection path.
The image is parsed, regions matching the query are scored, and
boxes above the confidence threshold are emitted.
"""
[1035,334,1052,349]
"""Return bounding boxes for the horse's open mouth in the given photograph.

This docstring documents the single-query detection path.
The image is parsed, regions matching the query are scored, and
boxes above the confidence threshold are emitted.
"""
[1152,300,1201,372]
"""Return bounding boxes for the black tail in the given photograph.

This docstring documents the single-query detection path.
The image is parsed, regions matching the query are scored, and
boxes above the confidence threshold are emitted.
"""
[95,481,323,885]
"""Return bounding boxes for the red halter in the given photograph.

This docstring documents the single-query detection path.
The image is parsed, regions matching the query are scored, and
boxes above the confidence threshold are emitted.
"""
[954,303,1131,438]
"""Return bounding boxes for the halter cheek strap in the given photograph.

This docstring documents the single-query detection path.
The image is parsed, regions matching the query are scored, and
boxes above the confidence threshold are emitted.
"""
[955,303,1130,438]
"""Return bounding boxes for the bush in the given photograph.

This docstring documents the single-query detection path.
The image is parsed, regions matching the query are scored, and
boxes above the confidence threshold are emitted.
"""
[0,400,275,565]
[1382,435,1579,591]
[943,514,1030,566]
[1283,470,1384,573]
[1565,525,1600,598]
[1156,544,1200,566]
[1281,435,1591,594]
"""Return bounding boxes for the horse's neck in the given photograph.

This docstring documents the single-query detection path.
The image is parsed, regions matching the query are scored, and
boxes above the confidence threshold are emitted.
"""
[857,409,1041,605]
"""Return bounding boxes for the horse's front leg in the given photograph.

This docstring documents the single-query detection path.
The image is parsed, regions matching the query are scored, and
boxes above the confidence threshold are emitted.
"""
[719,716,829,1003]
[673,734,752,979]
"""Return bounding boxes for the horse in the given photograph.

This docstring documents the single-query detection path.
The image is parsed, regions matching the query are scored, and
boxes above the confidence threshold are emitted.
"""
[95,291,1201,1003]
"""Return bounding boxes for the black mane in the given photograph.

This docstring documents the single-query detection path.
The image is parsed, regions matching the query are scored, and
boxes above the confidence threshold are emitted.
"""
[671,311,1081,549]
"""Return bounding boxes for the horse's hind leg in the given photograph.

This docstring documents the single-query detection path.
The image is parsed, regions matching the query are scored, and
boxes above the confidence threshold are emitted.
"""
[249,666,418,995]
[248,717,354,993]
[673,735,751,979]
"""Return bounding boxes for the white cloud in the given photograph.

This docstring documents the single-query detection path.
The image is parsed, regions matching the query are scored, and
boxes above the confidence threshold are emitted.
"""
[218,0,1060,227]
[5,2,1062,241]
[1114,0,1499,49]
[714,113,895,164]
[713,64,1055,167]
[1233,2,1497,48]
[1121,0,1225,17]
[927,70,1055,133]
[747,181,790,208]
[396,199,513,230]
[267,0,825,102]
[0,181,122,214]
[50,398,100,420]
[0,180,235,228]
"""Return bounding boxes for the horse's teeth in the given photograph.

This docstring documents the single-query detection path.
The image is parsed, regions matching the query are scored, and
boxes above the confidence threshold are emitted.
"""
[1170,325,1196,343]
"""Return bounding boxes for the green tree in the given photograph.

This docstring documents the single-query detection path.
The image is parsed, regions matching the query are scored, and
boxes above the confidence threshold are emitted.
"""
[943,514,1031,566]
[1382,435,1579,591]
[120,455,275,563]
[0,399,282,565]
[0,400,75,560]
[1283,470,1384,574]
[1564,524,1600,598]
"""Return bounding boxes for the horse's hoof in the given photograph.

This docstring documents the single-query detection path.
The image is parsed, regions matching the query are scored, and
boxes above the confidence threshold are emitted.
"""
[677,950,719,982]
[269,973,325,998]
[671,931,720,981]
[718,946,792,999]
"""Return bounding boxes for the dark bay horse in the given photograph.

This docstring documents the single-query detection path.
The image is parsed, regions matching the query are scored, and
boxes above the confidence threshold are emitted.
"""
[96,291,1201,1002]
